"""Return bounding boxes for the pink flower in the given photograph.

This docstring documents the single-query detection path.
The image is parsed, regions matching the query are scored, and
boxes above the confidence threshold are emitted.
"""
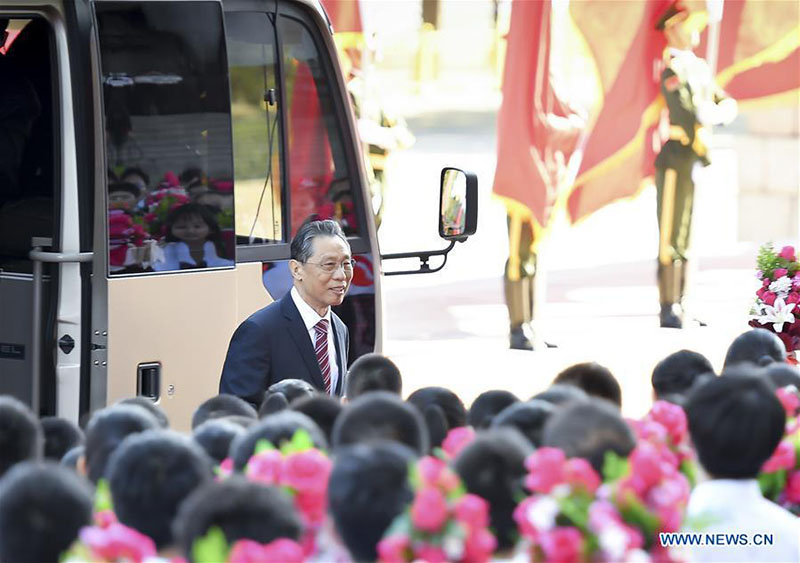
[229,539,304,563]
[648,401,688,446]
[282,449,331,493]
[442,426,476,459]
[776,268,790,278]
[776,387,800,416]
[417,456,461,492]
[377,535,410,563]
[588,500,621,532]
[763,292,778,306]
[793,275,800,290]
[563,458,601,493]
[513,497,541,540]
[454,494,490,530]
[164,171,180,187]
[294,490,327,526]
[217,457,234,479]
[762,440,796,473]
[80,522,157,562]
[539,526,583,563]
[411,487,449,533]
[524,448,566,493]
[764,278,773,288]
[413,543,449,563]
[788,293,800,305]
[629,442,664,489]
[94,509,117,529]
[785,471,800,504]
[463,528,497,562]
[780,246,796,261]
[245,450,283,485]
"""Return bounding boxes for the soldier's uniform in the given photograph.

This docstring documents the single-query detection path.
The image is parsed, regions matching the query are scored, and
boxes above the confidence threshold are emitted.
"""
[505,215,537,349]
[655,2,735,328]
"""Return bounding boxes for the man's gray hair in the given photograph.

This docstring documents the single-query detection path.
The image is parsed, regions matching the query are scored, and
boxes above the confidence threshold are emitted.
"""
[290,220,348,263]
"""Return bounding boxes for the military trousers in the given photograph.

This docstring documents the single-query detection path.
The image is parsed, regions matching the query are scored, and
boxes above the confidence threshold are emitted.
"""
[504,214,537,329]
[655,158,695,305]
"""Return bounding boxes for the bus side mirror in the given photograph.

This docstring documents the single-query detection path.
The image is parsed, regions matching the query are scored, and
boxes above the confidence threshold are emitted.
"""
[439,167,477,241]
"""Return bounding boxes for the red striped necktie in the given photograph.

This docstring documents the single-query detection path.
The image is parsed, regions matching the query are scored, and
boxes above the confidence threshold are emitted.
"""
[314,319,331,394]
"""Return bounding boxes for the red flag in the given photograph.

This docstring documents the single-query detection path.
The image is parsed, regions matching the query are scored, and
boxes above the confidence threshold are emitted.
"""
[320,0,362,33]
[492,0,581,240]
[565,0,669,224]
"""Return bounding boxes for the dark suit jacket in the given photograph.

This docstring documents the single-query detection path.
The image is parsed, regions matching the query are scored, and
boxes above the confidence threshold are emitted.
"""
[219,292,349,405]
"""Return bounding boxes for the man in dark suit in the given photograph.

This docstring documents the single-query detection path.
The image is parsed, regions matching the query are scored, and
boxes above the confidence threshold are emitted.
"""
[219,220,352,406]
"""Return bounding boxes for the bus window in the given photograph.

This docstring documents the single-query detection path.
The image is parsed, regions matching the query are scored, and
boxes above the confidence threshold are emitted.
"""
[226,12,284,246]
[280,15,360,238]
[95,2,235,274]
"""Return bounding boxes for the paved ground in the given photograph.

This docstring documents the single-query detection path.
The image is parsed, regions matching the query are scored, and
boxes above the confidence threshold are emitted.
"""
[374,94,773,419]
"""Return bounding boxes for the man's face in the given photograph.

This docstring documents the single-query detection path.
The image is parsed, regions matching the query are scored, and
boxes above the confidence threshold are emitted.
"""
[292,235,353,315]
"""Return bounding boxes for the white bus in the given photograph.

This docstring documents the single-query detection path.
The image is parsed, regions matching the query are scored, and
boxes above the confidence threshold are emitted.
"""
[0,0,477,429]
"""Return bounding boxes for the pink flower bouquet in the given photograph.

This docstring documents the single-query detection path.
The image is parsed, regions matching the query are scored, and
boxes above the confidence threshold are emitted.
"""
[750,244,800,359]
[759,385,800,514]
[191,526,304,563]
[142,174,190,239]
[62,522,157,563]
[377,455,497,562]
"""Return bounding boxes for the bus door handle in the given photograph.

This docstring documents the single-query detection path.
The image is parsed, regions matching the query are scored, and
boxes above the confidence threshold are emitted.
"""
[137,362,161,401]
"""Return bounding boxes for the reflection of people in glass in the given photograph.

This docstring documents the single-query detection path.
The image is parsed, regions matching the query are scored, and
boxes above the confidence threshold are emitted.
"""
[108,181,140,211]
[152,203,232,271]
[441,195,464,237]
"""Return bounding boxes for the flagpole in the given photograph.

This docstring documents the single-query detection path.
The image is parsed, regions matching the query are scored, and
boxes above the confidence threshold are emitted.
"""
[706,0,724,76]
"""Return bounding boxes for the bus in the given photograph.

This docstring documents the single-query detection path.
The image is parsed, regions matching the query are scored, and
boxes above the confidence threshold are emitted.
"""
[0,0,477,430]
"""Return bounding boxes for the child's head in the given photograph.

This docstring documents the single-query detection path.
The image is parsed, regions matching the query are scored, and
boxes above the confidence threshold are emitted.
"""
[553,362,622,408]
[531,383,589,406]
[491,399,556,448]
[723,329,786,370]
[289,394,343,445]
[108,182,141,210]
[0,461,93,563]
[41,416,84,462]
[468,390,520,429]
[231,411,327,471]
[174,477,302,561]
[328,441,416,561]
[165,203,221,247]
[117,396,169,428]
[107,430,213,550]
[344,353,403,400]
[192,394,258,430]
[406,387,467,432]
[0,396,43,477]
[687,369,785,479]
[652,349,715,400]
[84,404,159,483]
[120,166,150,195]
[192,419,246,464]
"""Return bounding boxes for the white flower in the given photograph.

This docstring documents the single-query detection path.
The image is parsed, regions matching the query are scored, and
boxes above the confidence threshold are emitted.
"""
[599,524,628,560]
[526,496,559,531]
[758,297,797,333]
[769,276,793,296]
[443,536,464,560]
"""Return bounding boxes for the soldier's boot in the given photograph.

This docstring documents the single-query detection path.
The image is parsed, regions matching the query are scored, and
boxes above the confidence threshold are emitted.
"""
[506,276,534,350]
[678,260,707,327]
[658,261,683,329]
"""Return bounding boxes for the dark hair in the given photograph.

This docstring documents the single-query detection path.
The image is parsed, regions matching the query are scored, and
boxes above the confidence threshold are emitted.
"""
[0,462,93,563]
[174,477,302,561]
[179,167,203,190]
[165,203,225,255]
[422,404,448,453]
[333,391,429,455]
[266,379,316,405]
[453,428,533,550]
[108,431,213,549]
[84,405,159,483]
[117,396,169,428]
[652,350,715,400]
[290,219,348,263]
[765,362,800,389]
[686,369,785,478]
[0,395,43,477]
[231,411,327,471]
[407,386,467,431]
[192,394,258,430]
[543,398,636,475]
[108,181,141,198]
[328,441,415,561]
[290,394,343,445]
[723,329,786,370]
[259,393,289,417]
[468,390,519,429]
[344,353,403,399]
[41,416,84,461]
[192,419,246,464]
[553,362,622,407]
[491,399,556,448]
[531,383,589,406]
[61,446,84,471]
[121,166,150,188]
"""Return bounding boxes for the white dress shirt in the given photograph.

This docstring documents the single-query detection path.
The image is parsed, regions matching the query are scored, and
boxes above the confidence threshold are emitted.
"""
[290,287,339,395]
[685,478,800,562]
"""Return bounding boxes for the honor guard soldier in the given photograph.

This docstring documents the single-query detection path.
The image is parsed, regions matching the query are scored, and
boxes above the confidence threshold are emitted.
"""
[655,1,736,328]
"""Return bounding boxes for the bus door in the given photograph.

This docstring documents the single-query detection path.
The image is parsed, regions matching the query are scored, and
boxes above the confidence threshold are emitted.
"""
[0,8,87,421]
[91,1,239,430]
[225,0,382,364]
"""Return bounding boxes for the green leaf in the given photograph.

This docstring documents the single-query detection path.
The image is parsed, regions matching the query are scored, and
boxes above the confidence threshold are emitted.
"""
[679,459,698,488]
[618,495,661,549]
[602,451,630,482]
[756,242,781,279]
[192,526,230,563]
[758,469,787,500]
[94,479,114,513]
[557,491,592,530]
[281,429,314,455]
[407,461,420,490]
[254,438,276,455]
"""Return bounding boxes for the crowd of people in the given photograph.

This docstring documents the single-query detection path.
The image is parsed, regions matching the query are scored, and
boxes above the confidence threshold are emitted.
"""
[1,328,799,562]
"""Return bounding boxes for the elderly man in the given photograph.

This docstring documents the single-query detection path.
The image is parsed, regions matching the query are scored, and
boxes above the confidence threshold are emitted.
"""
[220,220,352,406]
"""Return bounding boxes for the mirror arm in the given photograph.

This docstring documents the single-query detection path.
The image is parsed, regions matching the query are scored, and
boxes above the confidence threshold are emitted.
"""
[381,240,456,276]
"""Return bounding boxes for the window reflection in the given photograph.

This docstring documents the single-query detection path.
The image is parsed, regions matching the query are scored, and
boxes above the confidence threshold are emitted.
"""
[97,2,235,274]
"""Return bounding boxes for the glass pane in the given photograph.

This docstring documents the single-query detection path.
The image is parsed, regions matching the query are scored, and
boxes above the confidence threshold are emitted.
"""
[96,1,235,274]
[280,15,359,238]
[226,12,284,245]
